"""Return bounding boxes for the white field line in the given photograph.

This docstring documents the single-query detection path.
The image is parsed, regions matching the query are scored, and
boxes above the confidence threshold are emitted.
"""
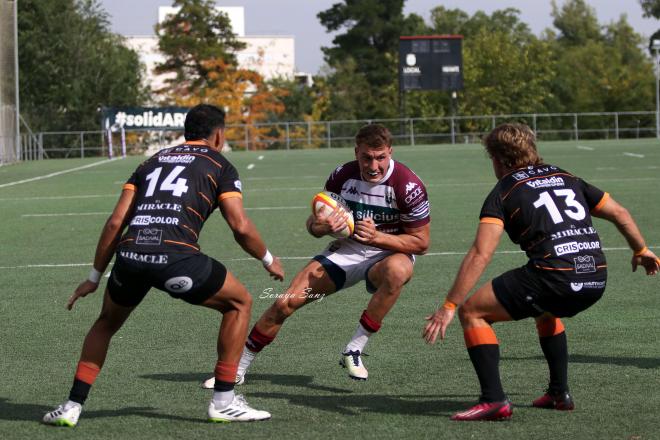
[623,152,645,158]
[21,206,309,217]
[246,163,255,170]
[0,159,120,189]
[4,175,660,203]
[0,246,655,270]
[577,145,594,151]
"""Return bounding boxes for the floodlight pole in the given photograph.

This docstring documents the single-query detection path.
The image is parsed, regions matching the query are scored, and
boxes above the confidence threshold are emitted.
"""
[13,0,20,159]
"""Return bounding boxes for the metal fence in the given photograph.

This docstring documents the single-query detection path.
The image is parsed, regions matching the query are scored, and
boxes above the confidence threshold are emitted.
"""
[18,111,660,159]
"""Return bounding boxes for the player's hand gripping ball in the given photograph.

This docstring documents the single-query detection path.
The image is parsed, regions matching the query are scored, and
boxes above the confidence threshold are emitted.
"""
[311,191,355,238]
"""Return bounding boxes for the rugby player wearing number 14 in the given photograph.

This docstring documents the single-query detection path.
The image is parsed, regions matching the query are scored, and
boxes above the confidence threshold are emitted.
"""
[423,123,659,421]
[43,105,284,427]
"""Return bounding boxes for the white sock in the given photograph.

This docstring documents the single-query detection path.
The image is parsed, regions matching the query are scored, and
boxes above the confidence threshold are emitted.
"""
[212,390,235,409]
[344,323,372,353]
[237,346,257,376]
[63,400,82,411]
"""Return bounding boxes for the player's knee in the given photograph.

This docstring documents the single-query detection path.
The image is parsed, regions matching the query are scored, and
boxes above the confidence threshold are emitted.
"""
[457,303,477,326]
[382,263,412,290]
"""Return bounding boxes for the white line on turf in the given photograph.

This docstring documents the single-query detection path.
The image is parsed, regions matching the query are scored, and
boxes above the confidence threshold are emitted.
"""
[623,152,645,158]
[20,206,309,217]
[4,176,660,203]
[0,159,120,189]
[577,145,594,151]
[1,246,655,270]
[246,163,255,170]
[257,155,264,160]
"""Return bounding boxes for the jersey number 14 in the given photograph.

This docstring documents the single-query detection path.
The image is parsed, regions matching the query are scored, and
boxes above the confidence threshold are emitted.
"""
[533,189,586,224]
[145,166,189,197]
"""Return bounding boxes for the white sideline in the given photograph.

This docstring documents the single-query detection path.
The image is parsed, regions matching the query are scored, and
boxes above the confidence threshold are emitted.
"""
[0,159,120,189]
[0,246,655,270]
[623,152,645,158]
[576,145,594,151]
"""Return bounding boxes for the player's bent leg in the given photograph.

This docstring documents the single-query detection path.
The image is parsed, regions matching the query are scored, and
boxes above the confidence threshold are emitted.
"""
[340,254,414,381]
[199,271,270,422]
[533,314,574,410]
[44,289,136,427]
[202,262,336,392]
[452,281,514,421]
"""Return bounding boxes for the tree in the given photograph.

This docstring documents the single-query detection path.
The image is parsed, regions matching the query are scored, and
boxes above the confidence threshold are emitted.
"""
[640,0,660,18]
[548,4,654,114]
[18,0,146,131]
[551,0,602,46]
[177,60,286,150]
[318,0,408,119]
[155,0,246,97]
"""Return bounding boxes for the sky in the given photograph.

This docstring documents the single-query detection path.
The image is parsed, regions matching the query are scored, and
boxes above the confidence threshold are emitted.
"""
[100,0,660,74]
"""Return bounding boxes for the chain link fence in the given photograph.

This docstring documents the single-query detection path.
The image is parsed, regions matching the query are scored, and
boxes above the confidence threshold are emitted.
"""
[18,110,660,159]
[0,0,19,165]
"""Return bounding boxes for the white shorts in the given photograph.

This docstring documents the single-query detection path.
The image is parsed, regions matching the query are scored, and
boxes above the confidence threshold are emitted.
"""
[313,239,415,293]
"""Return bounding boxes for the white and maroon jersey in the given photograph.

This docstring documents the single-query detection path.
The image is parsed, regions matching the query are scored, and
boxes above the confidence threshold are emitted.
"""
[324,159,430,234]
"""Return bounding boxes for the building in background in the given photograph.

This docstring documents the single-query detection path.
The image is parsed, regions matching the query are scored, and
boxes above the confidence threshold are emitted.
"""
[124,6,297,95]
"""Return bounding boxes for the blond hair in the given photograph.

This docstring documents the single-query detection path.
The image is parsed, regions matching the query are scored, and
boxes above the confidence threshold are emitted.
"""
[483,123,542,169]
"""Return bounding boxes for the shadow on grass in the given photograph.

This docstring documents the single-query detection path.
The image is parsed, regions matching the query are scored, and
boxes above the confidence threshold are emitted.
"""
[0,398,204,424]
[140,372,352,394]
[503,354,660,369]
[249,391,474,416]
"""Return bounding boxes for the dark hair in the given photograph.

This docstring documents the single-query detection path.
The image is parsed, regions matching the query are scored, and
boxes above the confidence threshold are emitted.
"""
[355,124,392,149]
[483,123,542,169]
[184,104,225,141]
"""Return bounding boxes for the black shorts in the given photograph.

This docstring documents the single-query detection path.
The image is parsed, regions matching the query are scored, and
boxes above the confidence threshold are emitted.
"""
[492,265,606,320]
[107,251,228,307]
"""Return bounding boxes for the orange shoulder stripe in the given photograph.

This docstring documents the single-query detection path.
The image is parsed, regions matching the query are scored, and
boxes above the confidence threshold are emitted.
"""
[480,217,504,227]
[123,183,137,192]
[591,192,610,213]
[218,191,242,202]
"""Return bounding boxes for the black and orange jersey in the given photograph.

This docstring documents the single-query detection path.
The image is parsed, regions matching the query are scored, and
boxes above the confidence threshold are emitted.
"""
[480,164,608,278]
[118,140,242,254]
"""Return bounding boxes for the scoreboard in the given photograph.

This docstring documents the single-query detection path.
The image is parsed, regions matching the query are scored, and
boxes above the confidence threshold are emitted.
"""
[399,35,464,91]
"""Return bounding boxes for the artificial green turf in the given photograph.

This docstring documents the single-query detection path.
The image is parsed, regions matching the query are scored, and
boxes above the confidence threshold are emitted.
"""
[0,138,659,439]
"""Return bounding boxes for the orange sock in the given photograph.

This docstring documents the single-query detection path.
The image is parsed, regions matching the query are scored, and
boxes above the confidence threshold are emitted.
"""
[214,360,238,384]
[74,361,100,385]
[536,318,565,338]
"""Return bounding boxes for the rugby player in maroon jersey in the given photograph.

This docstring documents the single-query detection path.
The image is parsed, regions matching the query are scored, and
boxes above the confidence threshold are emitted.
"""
[423,123,659,421]
[201,123,431,388]
[43,104,284,426]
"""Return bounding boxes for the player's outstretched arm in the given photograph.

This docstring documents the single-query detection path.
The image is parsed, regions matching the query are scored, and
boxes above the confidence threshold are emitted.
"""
[219,197,284,281]
[353,219,430,254]
[423,222,503,344]
[68,188,136,310]
[592,196,659,275]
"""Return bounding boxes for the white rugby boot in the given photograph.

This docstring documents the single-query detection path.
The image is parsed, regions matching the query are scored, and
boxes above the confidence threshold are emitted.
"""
[340,350,368,380]
[42,401,82,427]
[207,394,271,423]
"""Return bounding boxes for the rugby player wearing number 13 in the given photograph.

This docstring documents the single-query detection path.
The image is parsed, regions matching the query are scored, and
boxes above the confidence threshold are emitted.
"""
[43,105,284,427]
[423,123,659,421]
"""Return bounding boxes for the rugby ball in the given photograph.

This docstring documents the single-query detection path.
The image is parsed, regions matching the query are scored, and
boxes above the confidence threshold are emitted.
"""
[311,191,354,238]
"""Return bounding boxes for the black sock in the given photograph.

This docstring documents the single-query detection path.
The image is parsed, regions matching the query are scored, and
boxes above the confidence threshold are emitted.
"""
[68,379,92,405]
[467,344,506,402]
[213,380,235,392]
[539,331,569,393]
